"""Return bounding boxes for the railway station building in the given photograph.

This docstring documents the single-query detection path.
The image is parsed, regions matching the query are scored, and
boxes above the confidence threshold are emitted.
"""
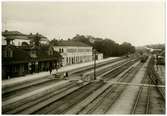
[53,41,94,66]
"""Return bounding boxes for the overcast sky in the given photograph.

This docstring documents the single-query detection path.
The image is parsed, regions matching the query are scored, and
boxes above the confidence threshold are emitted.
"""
[2,1,165,46]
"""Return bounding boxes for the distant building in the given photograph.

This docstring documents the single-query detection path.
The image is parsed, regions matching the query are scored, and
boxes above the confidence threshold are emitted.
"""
[53,40,93,66]
[2,30,30,46]
[96,52,103,60]
[2,30,49,46]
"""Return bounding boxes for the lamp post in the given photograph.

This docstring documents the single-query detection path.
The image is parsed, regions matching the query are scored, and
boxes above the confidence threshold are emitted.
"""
[28,33,41,73]
[89,37,97,80]
[93,49,96,80]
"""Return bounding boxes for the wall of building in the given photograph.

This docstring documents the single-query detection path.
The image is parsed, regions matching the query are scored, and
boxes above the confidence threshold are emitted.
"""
[3,37,48,46]
[53,46,93,66]
[40,40,49,44]
[97,53,103,60]
[2,37,7,45]
[13,39,30,46]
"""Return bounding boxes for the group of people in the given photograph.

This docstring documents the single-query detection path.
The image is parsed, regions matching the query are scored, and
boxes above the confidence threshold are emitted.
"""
[49,62,69,80]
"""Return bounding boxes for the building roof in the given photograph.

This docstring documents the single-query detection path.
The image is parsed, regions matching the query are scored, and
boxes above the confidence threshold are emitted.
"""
[55,40,91,47]
[28,33,48,41]
[2,30,26,36]
[2,30,29,40]
[2,31,48,41]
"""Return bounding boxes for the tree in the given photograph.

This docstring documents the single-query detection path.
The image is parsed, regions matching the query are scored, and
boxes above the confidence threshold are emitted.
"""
[119,42,135,55]
[71,34,135,57]
[33,33,41,47]
[72,34,93,46]
[50,38,58,46]
[29,33,42,48]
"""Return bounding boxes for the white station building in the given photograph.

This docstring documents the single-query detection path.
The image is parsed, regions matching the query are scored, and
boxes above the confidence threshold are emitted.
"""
[53,41,94,66]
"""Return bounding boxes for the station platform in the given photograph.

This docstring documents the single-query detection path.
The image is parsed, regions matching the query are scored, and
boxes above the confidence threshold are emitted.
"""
[106,81,165,88]
[2,57,118,87]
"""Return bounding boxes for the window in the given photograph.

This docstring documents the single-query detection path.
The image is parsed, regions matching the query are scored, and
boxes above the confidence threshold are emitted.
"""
[12,65,17,73]
[30,51,37,58]
[18,42,21,46]
[66,57,68,63]
[5,47,13,58]
[59,48,61,53]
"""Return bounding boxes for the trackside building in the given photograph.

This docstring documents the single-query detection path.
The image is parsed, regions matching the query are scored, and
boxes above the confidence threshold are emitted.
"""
[53,41,93,66]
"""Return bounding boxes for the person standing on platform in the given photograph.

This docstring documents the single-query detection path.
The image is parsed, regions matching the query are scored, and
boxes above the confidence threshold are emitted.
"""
[64,72,69,80]
[49,62,53,75]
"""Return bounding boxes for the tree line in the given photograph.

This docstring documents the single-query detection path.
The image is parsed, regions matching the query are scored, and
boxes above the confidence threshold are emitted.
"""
[51,34,136,58]
[72,34,135,58]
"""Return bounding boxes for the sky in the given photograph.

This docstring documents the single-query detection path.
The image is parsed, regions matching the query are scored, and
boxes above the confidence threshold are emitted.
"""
[2,1,165,46]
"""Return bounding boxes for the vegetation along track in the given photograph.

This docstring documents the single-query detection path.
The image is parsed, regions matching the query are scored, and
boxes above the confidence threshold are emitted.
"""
[147,57,165,101]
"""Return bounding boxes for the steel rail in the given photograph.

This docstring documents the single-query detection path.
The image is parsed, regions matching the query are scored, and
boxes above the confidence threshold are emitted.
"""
[131,86,143,114]
[77,61,141,114]
[131,76,151,114]
[5,81,80,114]
[145,81,151,114]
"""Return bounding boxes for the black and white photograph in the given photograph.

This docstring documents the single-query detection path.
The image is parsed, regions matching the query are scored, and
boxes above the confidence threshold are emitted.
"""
[2,0,165,114]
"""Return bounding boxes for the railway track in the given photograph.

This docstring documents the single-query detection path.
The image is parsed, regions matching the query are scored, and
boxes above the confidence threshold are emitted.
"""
[62,61,142,114]
[3,57,134,101]
[2,57,126,96]
[23,81,104,114]
[83,58,139,81]
[70,57,125,75]
[3,57,140,114]
[75,62,142,114]
[4,80,89,114]
[131,76,151,114]
[102,59,138,81]
[2,58,125,99]
[131,56,165,114]
[3,78,61,101]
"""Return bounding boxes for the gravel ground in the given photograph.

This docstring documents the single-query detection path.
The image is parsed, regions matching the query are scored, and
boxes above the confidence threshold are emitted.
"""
[150,86,165,114]
[106,60,148,114]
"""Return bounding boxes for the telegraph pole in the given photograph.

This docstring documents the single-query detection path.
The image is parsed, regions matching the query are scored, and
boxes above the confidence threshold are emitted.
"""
[93,49,96,80]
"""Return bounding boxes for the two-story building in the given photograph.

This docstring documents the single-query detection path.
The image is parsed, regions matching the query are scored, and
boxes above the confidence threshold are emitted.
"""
[2,31,62,79]
[53,40,93,66]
